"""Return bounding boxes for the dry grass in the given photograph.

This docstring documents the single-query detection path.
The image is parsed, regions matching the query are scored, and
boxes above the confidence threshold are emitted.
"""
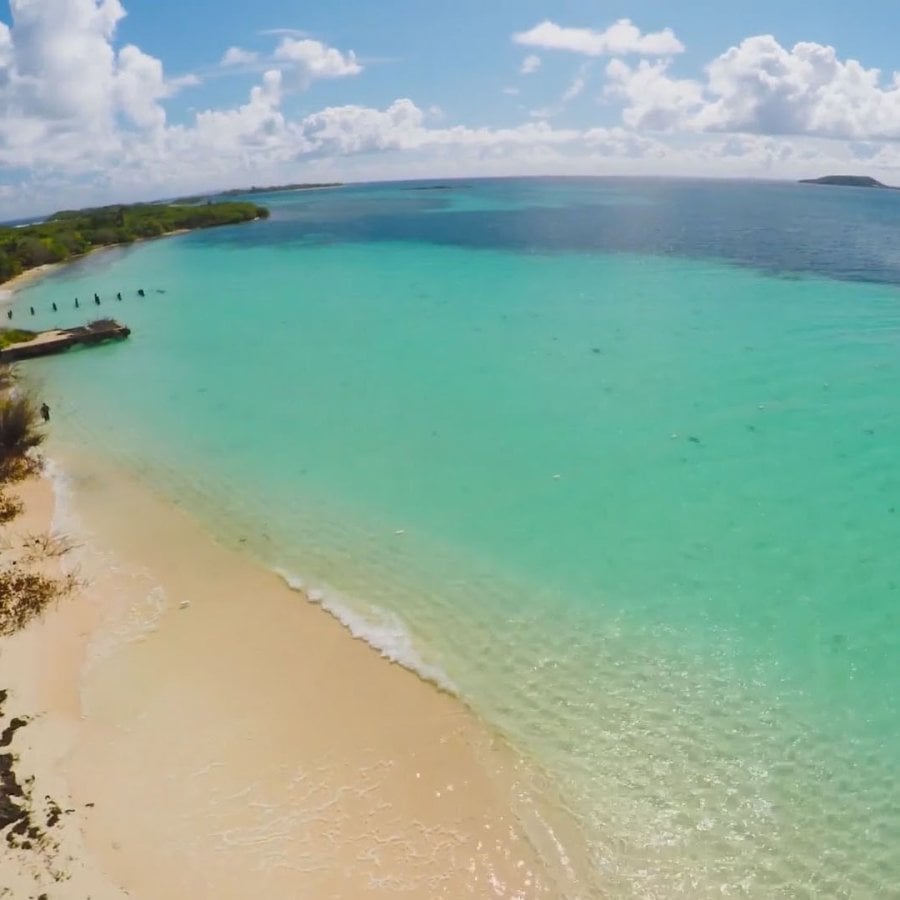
[0,490,24,524]
[0,569,79,638]
[0,377,74,637]
[19,532,79,563]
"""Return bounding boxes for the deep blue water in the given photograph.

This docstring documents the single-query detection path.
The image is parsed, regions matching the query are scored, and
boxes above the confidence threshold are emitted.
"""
[211,178,900,285]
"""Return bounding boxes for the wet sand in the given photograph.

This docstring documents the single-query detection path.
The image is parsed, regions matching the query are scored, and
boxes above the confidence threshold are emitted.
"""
[0,452,591,897]
[0,264,62,299]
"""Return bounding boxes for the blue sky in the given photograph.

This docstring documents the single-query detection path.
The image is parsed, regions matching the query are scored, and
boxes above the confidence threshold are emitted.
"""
[2,0,900,215]
[111,0,900,129]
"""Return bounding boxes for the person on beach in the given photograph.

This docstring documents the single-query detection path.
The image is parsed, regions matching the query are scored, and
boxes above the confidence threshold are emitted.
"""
[94,295,101,305]
[75,298,79,308]
[137,288,145,297]
[117,292,122,301]
[30,306,34,315]
[40,403,50,423]
[5,310,11,320]
[52,302,57,312]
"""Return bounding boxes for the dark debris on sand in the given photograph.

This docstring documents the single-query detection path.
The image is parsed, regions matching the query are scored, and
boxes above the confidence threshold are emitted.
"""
[0,688,72,887]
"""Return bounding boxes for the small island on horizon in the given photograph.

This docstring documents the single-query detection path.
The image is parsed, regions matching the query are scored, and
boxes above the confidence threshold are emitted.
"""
[799,175,897,190]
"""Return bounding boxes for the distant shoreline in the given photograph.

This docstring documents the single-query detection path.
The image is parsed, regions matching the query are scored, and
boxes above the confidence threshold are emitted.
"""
[0,227,192,301]
[0,207,268,294]
[176,182,343,203]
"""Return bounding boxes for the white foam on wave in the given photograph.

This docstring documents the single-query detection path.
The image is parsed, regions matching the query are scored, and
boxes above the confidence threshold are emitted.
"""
[275,569,458,694]
[43,457,80,541]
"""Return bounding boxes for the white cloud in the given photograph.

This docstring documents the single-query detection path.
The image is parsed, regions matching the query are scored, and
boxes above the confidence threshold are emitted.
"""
[502,87,520,96]
[514,19,684,58]
[562,65,590,103]
[2,1,900,218]
[260,28,308,38]
[0,0,192,167]
[273,37,362,89]
[520,54,541,75]
[191,69,285,151]
[221,46,258,67]
[606,35,900,140]
[605,59,705,131]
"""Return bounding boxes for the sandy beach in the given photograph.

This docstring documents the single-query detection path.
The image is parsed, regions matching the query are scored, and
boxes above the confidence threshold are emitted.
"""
[0,475,127,899]
[0,450,591,898]
[0,264,62,300]
[0,228,197,309]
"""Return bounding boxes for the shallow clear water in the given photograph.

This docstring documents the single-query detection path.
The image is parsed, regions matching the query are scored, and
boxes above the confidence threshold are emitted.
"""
[12,178,900,896]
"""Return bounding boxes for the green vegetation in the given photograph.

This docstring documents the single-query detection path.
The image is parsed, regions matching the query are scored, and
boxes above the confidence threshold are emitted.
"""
[0,200,269,285]
[0,330,36,350]
[799,175,895,189]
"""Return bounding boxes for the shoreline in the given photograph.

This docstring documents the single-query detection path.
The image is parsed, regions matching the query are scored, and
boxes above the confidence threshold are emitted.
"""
[0,227,210,303]
[0,448,595,897]
[0,262,63,296]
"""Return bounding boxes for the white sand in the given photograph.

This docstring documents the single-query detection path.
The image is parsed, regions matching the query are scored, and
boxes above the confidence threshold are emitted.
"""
[0,456,591,897]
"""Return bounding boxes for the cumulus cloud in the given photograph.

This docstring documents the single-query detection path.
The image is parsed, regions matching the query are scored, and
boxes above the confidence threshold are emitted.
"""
[514,19,684,58]
[273,37,362,89]
[221,46,258,66]
[606,35,900,140]
[605,59,705,131]
[3,1,900,218]
[191,69,285,151]
[520,54,541,75]
[0,0,192,168]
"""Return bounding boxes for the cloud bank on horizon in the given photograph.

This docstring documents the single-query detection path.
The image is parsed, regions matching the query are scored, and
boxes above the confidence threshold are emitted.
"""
[1,0,900,215]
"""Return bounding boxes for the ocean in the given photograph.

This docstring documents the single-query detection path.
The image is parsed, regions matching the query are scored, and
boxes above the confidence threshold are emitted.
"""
[12,177,900,896]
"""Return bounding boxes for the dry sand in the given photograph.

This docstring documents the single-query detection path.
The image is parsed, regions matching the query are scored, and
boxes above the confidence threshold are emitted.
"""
[0,475,127,899]
[0,454,592,898]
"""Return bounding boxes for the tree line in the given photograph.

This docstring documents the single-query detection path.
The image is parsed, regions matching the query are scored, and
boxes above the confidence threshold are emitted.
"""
[0,201,269,284]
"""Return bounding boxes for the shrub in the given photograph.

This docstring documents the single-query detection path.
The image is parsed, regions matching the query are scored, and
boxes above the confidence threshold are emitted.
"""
[0,394,45,481]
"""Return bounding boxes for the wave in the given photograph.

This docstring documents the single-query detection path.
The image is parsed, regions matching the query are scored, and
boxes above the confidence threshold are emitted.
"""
[43,457,80,543]
[275,569,458,694]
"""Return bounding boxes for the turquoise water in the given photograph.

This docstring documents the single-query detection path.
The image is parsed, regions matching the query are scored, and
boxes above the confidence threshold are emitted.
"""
[10,179,900,896]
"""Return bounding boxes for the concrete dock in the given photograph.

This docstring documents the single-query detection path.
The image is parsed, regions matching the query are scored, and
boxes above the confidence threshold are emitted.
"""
[0,319,131,361]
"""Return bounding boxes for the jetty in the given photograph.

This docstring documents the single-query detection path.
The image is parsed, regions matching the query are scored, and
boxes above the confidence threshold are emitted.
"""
[0,319,131,362]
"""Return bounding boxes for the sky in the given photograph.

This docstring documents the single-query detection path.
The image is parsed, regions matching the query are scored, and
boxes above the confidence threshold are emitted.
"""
[2,0,900,216]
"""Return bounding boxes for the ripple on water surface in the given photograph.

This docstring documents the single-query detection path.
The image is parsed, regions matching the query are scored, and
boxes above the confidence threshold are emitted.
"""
[16,178,900,896]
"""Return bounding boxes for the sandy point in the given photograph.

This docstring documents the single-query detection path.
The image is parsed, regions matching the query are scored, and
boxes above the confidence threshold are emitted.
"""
[0,264,62,303]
